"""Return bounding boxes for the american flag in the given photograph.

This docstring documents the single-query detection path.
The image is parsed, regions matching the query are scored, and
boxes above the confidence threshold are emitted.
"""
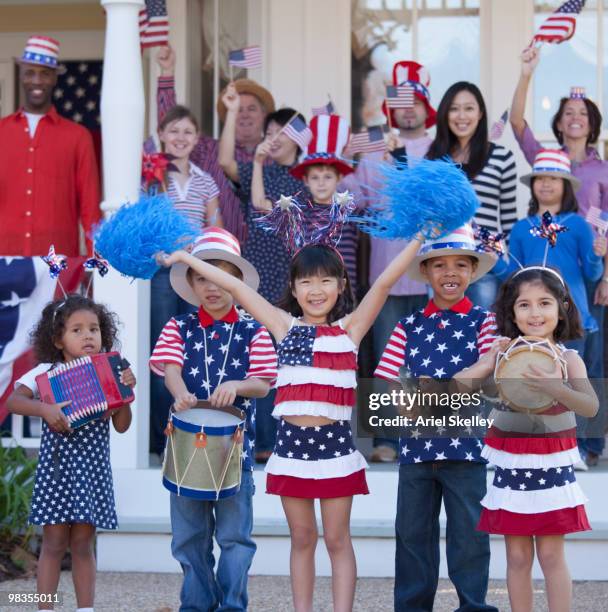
[311,100,335,116]
[139,0,170,49]
[282,116,313,150]
[532,0,586,45]
[385,85,414,109]
[490,109,509,141]
[54,61,103,169]
[586,207,608,236]
[228,46,262,69]
[348,126,387,155]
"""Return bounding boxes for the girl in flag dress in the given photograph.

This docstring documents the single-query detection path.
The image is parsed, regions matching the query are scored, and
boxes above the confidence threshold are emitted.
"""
[455,268,598,612]
[6,295,135,612]
[159,236,424,612]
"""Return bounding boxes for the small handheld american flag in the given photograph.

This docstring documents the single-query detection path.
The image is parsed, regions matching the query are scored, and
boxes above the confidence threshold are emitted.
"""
[385,85,414,109]
[228,46,262,69]
[311,100,335,117]
[139,0,170,49]
[531,0,586,46]
[490,109,509,141]
[348,126,387,155]
[586,207,608,236]
[281,115,313,150]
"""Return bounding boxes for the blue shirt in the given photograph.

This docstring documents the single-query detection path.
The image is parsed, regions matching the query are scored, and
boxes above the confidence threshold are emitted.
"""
[375,297,497,464]
[150,307,278,470]
[495,213,603,331]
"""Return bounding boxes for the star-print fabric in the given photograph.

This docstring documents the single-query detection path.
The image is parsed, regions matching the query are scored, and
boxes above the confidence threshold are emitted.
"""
[16,364,118,529]
[237,161,310,303]
[375,297,497,465]
[265,321,368,499]
[150,308,277,471]
[479,373,590,535]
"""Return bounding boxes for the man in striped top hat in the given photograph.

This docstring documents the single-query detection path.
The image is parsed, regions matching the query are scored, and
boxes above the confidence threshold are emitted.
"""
[0,35,100,257]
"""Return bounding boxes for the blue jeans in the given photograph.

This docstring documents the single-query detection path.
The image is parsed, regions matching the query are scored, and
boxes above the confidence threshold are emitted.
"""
[254,388,277,454]
[395,462,497,612]
[579,279,606,456]
[150,267,196,454]
[372,295,428,450]
[170,470,256,612]
[465,272,499,312]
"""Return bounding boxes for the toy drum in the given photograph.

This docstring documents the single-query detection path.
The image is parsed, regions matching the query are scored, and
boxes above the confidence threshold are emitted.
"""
[494,336,568,413]
[162,401,245,500]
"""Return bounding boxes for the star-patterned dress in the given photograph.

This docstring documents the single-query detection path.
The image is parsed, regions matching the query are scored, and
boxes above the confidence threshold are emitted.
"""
[150,305,277,471]
[375,297,497,464]
[265,319,368,498]
[478,347,591,536]
[236,161,310,303]
[17,364,118,530]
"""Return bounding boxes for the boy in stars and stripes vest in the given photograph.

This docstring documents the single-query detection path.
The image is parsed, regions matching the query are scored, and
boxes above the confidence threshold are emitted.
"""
[374,225,499,612]
[149,227,277,612]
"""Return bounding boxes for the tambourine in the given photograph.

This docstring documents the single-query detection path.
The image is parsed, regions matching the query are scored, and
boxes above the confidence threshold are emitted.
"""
[494,336,567,413]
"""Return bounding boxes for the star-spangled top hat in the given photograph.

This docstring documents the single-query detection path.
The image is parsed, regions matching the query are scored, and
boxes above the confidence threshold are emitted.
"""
[405,223,496,283]
[170,227,260,306]
[289,114,354,180]
[382,60,437,128]
[19,35,60,69]
[569,86,586,99]
[520,149,581,192]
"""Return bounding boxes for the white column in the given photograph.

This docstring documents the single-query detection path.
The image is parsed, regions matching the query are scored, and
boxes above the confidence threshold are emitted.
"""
[98,0,150,469]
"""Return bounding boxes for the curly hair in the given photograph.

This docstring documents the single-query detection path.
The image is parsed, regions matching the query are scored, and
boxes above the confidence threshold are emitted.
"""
[495,268,582,343]
[31,295,120,363]
[277,244,354,324]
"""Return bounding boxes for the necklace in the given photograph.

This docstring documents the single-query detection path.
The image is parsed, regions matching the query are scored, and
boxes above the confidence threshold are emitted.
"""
[202,321,235,399]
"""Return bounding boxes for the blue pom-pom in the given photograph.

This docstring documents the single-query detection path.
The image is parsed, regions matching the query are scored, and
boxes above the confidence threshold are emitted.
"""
[356,157,479,240]
[94,194,198,279]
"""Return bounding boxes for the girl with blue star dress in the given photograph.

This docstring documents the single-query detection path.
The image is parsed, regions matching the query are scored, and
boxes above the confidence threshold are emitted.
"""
[455,267,598,612]
[160,234,424,612]
[7,295,134,612]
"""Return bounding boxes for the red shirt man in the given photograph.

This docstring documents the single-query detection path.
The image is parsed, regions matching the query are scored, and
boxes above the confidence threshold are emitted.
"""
[0,36,100,256]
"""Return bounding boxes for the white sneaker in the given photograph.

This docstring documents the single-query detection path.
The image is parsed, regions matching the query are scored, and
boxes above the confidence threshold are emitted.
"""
[573,460,589,471]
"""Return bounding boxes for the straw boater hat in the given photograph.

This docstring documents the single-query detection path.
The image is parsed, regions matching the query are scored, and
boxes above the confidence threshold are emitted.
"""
[405,223,496,283]
[382,60,437,129]
[216,78,275,122]
[289,114,353,180]
[520,149,581,192]
[18,35,61,69]
[170,228,259,306]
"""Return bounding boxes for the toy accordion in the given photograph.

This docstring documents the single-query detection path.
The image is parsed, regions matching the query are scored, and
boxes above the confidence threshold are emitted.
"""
[36,352,134,428]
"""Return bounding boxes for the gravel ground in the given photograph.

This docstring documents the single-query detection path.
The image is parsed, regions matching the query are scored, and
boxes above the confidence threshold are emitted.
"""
[2,572,608,611]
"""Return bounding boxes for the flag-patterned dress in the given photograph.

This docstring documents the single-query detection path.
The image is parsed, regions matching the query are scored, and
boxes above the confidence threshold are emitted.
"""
[265,319,368,498]
[479,346,590,536]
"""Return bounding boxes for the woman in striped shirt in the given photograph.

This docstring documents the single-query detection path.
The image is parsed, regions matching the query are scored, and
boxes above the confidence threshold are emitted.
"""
[426,82,518,310]
[149,105,223,457]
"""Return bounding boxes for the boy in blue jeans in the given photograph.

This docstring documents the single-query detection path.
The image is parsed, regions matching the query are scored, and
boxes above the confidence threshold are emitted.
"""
[150,228,277,611]
[375,225,499,612]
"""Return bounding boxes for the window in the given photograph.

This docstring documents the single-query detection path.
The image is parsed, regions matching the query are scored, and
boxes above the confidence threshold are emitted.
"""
[351,0,480,130]
[533,0,607,157]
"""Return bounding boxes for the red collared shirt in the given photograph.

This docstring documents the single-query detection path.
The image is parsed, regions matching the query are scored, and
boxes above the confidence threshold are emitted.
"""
[197,305,239,327]
[0,106,101,256]
[423,296,473,317]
